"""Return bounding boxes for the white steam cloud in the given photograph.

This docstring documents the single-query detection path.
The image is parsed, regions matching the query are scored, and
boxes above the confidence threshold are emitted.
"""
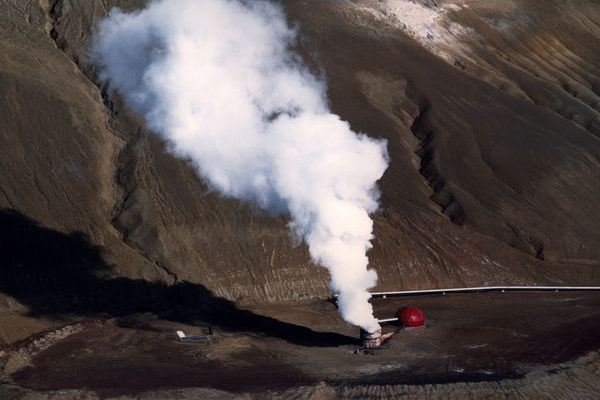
[90,0,388,333]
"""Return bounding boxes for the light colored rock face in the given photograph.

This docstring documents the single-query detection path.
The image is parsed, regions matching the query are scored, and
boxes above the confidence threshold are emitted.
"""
[0,0,599,344]
[369,0,600,119]
[379,0,471,52]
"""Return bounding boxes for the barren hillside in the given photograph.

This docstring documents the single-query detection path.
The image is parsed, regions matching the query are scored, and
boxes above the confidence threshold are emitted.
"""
[1,0,599,398]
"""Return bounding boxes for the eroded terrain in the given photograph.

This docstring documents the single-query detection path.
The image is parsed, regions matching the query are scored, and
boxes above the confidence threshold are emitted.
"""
[1,0,599,398]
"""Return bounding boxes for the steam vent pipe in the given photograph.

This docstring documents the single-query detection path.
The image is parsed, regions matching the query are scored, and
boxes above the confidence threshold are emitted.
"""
[360,328,382,348]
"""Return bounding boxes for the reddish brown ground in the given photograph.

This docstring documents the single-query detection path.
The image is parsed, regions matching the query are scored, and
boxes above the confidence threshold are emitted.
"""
[9,292,600,397]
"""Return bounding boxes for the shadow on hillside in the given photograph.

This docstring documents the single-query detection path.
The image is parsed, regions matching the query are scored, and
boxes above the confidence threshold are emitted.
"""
[0,209,357,347]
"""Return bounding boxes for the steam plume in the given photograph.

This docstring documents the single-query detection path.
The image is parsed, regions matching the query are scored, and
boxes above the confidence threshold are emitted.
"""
[89,0,388,333]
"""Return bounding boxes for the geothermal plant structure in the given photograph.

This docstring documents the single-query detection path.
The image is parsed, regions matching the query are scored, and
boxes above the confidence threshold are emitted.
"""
[360,328,383,348]
[356,286,600,348]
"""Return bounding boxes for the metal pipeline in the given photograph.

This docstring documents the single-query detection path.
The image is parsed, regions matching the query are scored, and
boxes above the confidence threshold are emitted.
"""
[332,286,600,300]
[369,286,600,297]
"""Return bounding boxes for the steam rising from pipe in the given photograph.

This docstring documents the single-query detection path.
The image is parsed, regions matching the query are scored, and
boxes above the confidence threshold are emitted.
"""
[89,0,388,333]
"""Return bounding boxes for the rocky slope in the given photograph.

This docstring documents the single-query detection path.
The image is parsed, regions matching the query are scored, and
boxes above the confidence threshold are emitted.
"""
[0,0,599,342]
[1,0,600,398]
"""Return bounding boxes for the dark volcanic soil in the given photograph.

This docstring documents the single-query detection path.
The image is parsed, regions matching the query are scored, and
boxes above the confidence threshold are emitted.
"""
[9,292,600,397]
[1,0,599,320]
[1,0,600,398]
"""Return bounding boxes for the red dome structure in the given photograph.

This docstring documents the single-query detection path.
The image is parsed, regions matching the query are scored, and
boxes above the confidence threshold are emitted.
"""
[397,306,425,328]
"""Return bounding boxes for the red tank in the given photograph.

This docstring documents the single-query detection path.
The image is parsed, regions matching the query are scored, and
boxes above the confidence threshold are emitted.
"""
[397,306,425,328]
